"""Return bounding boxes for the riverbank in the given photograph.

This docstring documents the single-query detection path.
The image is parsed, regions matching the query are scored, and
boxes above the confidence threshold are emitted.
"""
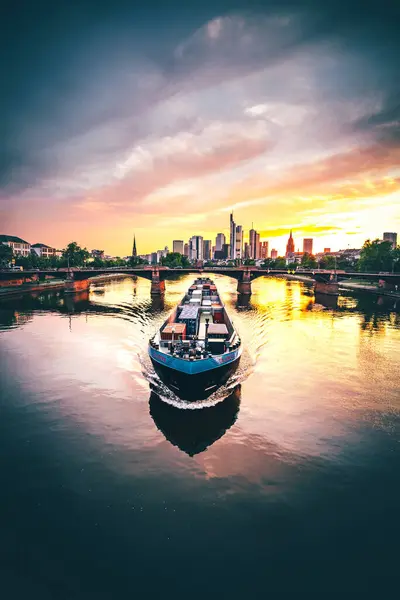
[277,273,400,299]
[339,281,400,299]
[0,273,135,301]
[0,280,66,300]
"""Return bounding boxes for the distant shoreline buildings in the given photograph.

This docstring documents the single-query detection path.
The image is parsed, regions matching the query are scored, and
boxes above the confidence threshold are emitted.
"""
[0,235,61,258]
[383,232,397,249]
[1,224,398,267]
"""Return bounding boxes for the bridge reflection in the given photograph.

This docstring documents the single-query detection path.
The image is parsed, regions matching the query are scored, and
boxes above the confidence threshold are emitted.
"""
[314,292,339,309]
[236,293,252,309]
[0,281,398,333]
[149,385,241,456]
[2,266,400,298]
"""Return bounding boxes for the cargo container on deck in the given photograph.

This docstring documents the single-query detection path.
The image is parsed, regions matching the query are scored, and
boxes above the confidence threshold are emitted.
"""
[149,278,242,401]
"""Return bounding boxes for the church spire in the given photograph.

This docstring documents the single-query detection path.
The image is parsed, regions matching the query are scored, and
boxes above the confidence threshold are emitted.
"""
[286,229,295,257]
[132,235,137,257]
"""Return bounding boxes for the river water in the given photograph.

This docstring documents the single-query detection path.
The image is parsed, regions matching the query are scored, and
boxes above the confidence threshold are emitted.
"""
[1,275,399,598]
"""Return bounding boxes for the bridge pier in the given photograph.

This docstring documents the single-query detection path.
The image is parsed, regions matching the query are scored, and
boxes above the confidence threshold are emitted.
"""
[151,295,165,311]
[314,292,338,308]
[64,276,90,294]
[314,280,339,296]
[64,290,90,311]
[379,279,397,292]
[150,267,165,295]
[237,268,252,296]
[237,293,251,308]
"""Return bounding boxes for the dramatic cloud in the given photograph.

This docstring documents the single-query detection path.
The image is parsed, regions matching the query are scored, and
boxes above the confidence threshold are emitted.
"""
[1,0,399,254]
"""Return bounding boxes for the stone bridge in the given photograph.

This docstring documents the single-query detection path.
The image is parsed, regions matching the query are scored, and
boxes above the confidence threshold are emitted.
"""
[64,266,257,294]
[1,266,399,296]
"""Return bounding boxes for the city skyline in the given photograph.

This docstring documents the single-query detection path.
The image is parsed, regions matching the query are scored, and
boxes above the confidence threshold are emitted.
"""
[2,224,398,262]
[1,2,399,256]
[2,214,399,259]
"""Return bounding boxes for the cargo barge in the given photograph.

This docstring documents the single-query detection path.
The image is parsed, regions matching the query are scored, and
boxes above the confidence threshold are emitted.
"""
[148,278,242,400]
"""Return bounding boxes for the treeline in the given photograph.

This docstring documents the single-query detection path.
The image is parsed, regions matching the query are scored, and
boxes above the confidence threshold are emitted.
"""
[0,241,145,269]
[261,240,400,273]
[160,253,190,268]
[358,239,399,272]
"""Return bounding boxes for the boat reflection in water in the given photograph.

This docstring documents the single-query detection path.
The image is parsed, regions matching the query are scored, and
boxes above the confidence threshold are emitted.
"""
[149,385,241,456]
[314,292,339,309]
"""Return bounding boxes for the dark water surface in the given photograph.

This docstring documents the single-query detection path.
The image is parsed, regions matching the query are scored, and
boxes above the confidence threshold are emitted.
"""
[1,275,399,598]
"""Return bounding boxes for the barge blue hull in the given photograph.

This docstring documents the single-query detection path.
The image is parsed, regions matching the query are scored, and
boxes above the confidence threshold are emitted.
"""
[150,346,241,400]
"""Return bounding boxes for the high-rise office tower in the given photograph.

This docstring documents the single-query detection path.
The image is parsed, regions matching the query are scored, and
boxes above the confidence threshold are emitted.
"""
[303,238,313,255]
[215,233,226,251]
[203,240,212,260]
[189,236,203,260]
[261,241,269,259]
[271,249,278,259]
[229,213,236,260]
[249,226,256,259]
[383,232,397,249]
[173,240,184,254]
[235,225,243,260]
[255,232,260,259]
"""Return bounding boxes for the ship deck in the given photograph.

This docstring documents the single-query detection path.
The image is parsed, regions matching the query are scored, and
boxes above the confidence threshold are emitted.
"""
[149,278,240,361]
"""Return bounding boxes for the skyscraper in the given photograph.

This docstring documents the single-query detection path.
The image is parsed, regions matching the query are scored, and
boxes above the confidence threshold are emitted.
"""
[255,232,260,259]
[235,225,243,260]
[249,227,256,259]
[203,240,212,260]
[244,242,250,259]
[173,240,184,254]
[261,241,269,259]
[215,233,226,251]
[271,249,278,259]
[286,230,295,256]
[184,243,189,257]
[383,232,397,249]
[303,238,313,255]
[189,236,203,260]
[229,213,236,260]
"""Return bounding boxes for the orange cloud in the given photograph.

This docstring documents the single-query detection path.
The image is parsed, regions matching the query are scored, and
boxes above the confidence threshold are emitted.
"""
[227,144,400,209]
[85,127,271,214]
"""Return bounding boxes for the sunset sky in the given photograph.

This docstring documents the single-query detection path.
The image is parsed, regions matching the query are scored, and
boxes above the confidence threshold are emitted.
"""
[1,0,399,256]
